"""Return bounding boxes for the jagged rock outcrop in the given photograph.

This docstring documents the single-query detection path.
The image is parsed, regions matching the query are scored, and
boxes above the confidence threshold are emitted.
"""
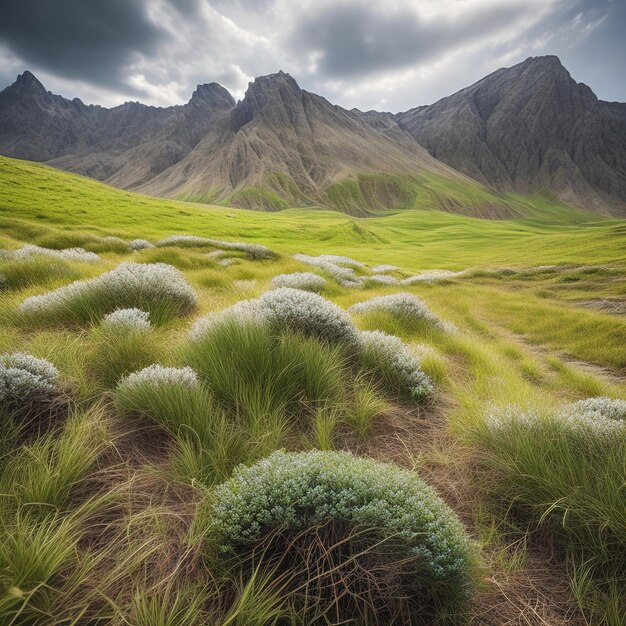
[1,58,625,214]
[392,56,626,213]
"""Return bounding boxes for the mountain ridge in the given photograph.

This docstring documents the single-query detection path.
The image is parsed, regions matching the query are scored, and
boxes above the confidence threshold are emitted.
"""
[1,57,625,215]
[391,56,626,213]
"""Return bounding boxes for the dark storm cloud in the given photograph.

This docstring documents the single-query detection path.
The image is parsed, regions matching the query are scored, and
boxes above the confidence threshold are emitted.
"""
[289,1,532,78]
[0,0,165,91]
[0,0,622,109]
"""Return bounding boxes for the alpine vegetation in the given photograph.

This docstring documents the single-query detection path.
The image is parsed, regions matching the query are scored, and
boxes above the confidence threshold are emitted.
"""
[190,289,358,347]
[0,244,100,263]
[154,234,276,260]
[293,253,362,285]
[401,270,465,284]
[0,352,60,417]
[256,288,358,345]
[350,293,454,332]
[18,262,197,325]
[566,397,626,422]
[90,310,159,388]
[271,272,326,292]
[488,400,626,439]
[118,364,199,390]
[211,450,475,619]
[366,274,399,285]
[129,239,155,251]
[358,330,433,400]
[101,308,151,332]
[371,264,399,273]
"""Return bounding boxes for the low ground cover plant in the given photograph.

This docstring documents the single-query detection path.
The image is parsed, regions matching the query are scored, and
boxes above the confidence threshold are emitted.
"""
[18,262,197,325]
[208,449,477,623]
[270,271,326,292]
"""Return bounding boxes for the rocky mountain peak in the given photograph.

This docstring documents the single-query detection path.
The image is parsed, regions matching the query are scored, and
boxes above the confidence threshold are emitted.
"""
[1,70,48,102]
[230,71,303,132]
[189,82,235,109]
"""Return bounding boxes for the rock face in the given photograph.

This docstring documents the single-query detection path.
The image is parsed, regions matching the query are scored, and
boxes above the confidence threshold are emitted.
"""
[0,70,458,212]
[392,56,626,213]
[1,57,625,214]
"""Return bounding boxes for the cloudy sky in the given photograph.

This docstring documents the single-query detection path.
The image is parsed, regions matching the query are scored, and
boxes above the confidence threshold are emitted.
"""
[0,0,624,112]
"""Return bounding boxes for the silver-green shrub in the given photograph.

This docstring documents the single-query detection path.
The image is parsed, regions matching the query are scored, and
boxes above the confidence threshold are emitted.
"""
[18,262,197,323]
[155,234,275,260]
[129,239,155,251]
[212,450,474,596]
[351,293,437,323]
[118,364,199,391]
[0,352,59,412]
[101,308,151,332]
[271,272,326,293]
[257,288,358,345]
[0,244,100,263]
[358,330,433,399]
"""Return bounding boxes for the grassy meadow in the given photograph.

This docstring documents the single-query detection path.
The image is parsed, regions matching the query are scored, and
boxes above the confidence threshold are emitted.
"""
[0,155,625,625]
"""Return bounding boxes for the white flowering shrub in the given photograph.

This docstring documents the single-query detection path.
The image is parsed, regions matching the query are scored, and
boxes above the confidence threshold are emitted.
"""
[129,239,155,251]
[316,254,365,268]
[350,293,451,331]
[189,299,258,339]
[487,401,626,440]
[113,365,217,441]
[101,308,151,332]
[358,330,433,400]
[365,274,399,285]
[212,450,475,607]
[0,352,60,415]
[566,397,626,422]
[293,254,362,284]
[97,236,130,250]
[19,262,197,324]
[271,272,326,293]
[155,234,276,260]
[0,244,100,263]
[257,288,358,345]
[118,364,199,391]
[401,270,464,284]
[191,289,357,346]
[371,264,398,273]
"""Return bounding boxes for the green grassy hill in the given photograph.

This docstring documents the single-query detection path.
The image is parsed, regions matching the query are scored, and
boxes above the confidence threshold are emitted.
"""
[0,154,625,625]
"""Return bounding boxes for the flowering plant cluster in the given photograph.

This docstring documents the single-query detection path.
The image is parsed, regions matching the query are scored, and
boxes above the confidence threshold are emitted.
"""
[0,352,60,412]
[212,449,474,595]
[358,330,433,399]
[566,397,626,422]
[487,398,626,440]
[154,234,276,260]
[101,308,151,332]
[19,262,197,321]
[350,293,454,332]
[97,236,130,249]
[118,364,199,391]
[129,239,155,251]
[271,272,326,293]
[189,290,433,400]
[257,288,358,344]
[0,244,100,263]
[293,254,363,286]
[371,264,399,273]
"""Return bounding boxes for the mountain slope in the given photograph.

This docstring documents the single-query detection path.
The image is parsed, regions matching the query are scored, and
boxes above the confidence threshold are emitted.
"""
[0,70,471,215]
[393,56,626,214]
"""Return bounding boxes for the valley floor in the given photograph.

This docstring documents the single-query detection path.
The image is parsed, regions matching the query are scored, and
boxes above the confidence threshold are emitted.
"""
[0,157,624,624]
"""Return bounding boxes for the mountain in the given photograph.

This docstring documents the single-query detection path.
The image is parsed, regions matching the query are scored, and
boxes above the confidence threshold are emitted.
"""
[392,56,626,214]
[1,57,625,215]
[0,70,470,216]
